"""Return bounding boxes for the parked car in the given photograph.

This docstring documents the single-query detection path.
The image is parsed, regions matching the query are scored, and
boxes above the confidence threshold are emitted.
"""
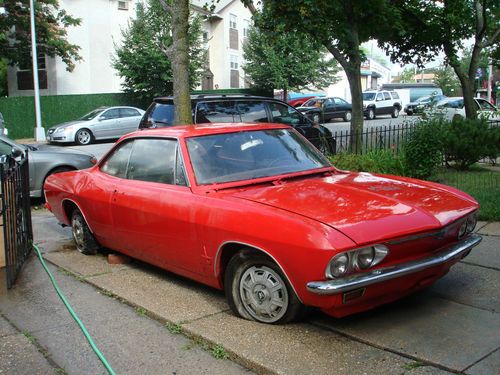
[362,90,402,119]
[0,112,8,136]
[404,94,447,115]
[47,106,145,145]
[425,97,500,121]
[0,135,96,198]
[297,97,352,123]
[138,94,336,154]
[45,123,481,324]
[287,95,317,107]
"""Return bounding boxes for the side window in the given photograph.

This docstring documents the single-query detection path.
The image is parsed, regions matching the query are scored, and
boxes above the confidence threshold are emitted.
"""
[324,99,334,108]
[235,101,268,122]
[100,141,134,178]
[150,103,176,127]
[120,108,140,118]
[383,92,391,100]
[127,138,177,184]
[175,147,188,186]
[391,92,400,99]
[477,99,494,111]
[376,94,383,101]
[268,102,309,127]
[100,108,120,120]
[195,101,238,123]
[334,98,347,106]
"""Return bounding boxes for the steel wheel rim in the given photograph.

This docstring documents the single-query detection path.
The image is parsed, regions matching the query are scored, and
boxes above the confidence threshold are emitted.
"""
[239,265,289,323]
[77,131,90,144]
[345,112,352,121]
[72,215,85,250]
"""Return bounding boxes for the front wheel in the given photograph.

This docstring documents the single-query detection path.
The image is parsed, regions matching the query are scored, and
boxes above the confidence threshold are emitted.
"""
[391,107,400,118]
[343,111,352,122]
[224,251,304,324]
[366,108,375,120]
[71,209,99,255]
[75,129,94,145]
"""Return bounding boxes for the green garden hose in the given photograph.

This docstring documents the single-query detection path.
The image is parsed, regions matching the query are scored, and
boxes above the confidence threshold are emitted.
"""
[33,244,116,375]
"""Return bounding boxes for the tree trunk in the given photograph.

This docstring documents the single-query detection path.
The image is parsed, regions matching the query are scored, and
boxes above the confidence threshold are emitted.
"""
[171,0,192,125]
[345,63,363,153]
[450,62,477,119]
[283,87,288,103]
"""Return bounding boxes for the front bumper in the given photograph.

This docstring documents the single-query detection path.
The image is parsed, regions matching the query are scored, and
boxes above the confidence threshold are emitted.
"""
[307,234,482,295]
[47,129,76,143]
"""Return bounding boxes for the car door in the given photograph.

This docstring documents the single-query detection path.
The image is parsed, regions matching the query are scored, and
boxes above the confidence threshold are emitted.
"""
[322,98,336,121]
[334,98,350,118]
[92,108,120,139]
[107,137,203,275]
[116,108,143,136]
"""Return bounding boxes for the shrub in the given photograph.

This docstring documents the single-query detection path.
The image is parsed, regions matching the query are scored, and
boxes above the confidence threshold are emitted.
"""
[329,149,405,176]
[402,119,445,179]
[442,118,500,169]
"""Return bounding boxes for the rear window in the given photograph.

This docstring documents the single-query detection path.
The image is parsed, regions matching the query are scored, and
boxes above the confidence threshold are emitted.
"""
[143,103,176,128]
[390,92,400,99]
[363,92,376,101]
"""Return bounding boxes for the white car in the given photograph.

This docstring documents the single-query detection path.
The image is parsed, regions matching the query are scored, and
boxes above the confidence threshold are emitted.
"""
[47,106,145,145]
[362,90,402,120]
[426,97,500,121]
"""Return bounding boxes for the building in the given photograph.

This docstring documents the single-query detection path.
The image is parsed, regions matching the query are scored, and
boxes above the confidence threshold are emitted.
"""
[7,0,252,97]
[326,58,392,101]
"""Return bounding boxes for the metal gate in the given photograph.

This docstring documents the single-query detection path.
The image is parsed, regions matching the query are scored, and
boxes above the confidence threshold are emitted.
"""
[1,152,33,289]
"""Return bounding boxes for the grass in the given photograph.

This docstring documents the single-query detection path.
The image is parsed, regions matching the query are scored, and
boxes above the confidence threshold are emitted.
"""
[135,307,147,317]
[402,361,426,370]
[165,322,183,334]
[432,167,500,221]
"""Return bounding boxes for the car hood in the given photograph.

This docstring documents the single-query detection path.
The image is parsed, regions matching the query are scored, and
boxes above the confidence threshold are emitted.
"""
[227,172,478,245]
[297,106,318,112]
[27,143,94,157]
[49,120,86,130]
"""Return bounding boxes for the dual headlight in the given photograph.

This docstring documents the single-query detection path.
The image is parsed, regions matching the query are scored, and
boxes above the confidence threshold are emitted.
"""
[458,213,477,239]
[55,126,74,134]
[326,244,389,279]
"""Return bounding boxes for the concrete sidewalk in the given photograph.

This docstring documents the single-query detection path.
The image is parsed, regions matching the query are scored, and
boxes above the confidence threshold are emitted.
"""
[2,210,500,374]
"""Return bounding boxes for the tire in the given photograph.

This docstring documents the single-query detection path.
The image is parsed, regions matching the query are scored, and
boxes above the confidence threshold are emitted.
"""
[343,111,352,122]
[406,110,413,116]
[71,208,99,255]
[75,129,94,145]
[224,250,304,324]
[366,108,375,120]
[391,106,400,118]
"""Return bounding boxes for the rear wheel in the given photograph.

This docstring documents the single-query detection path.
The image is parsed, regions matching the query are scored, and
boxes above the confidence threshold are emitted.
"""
[343,111,352,122]
[224,250,304,324]
[71,208,99,255]
[391,106,400,118]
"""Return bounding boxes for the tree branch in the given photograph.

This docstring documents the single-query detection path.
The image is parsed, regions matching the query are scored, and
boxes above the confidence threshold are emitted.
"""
[159,0,172,14]
[160,42,174,59]
[483,27,500,47]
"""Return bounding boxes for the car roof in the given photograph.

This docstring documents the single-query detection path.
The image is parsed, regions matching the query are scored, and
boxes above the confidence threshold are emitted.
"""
[121,123,291,141]
[153,95,282,103]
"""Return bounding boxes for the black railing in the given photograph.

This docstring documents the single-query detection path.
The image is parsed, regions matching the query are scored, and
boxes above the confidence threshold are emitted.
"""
[1,152,33,289]
[330,122,417,155]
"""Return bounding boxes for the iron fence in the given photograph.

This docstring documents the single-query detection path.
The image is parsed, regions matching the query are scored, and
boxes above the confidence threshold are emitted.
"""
[1,152,33,289]
[330,122,417,155]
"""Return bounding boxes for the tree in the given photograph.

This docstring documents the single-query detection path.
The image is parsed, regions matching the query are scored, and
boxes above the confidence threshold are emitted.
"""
[243,23,340,100]
[398,66,416,83]
[255,1,402,152]
[0,0,81,71]
[382,0,500,119]
[113,0,204,107]
[433,65,461,96]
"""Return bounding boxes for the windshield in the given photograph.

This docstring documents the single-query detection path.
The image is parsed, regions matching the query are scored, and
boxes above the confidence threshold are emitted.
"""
[415,96,431,103]
[79,109,104,121]
[186,129,330,185]
[149,103,175,126]
[362,92,376,101]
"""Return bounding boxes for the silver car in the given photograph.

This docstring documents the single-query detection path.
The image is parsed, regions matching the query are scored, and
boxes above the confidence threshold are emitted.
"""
[47,106,145,145]
[0,135,96,198]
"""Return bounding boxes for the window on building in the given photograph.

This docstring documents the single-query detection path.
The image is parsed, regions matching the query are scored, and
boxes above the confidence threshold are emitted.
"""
[202,32,208,42]
[230,55,238,70]
[243,20,250,38]
[118,1,129,10]
[229,14,237,29]
[17,53,47,90]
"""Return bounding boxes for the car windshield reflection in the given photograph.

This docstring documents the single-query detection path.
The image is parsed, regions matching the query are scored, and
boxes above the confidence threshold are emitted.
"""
[186,129,330,185]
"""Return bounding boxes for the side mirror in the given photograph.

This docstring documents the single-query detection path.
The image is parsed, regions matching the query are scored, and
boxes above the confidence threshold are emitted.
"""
[98,116,105,122]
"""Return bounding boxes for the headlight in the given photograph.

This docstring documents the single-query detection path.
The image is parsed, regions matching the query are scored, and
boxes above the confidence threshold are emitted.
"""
[458,221,467,239]
[466,214,477,233]
[56,126,74,133]
[326,244,389,278]
[328,253,349,278]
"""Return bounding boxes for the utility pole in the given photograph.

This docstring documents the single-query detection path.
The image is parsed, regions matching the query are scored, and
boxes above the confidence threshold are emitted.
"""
[487,60,493,103]
[30,0,45,142]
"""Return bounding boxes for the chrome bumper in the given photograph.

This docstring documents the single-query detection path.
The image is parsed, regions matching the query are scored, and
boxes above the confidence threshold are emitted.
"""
[307,234,482,295]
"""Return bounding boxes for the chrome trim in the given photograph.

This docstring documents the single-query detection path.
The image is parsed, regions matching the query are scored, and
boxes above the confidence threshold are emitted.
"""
[214,240,303,303]
[307,234,482,295]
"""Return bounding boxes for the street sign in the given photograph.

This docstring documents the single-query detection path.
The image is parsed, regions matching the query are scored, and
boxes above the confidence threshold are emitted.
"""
[476,68,483,78]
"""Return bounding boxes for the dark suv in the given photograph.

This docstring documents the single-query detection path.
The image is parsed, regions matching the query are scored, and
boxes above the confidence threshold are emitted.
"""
[138,95,336,154]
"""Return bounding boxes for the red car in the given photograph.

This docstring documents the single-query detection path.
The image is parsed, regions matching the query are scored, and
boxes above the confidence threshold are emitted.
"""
[45,123,481,324]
